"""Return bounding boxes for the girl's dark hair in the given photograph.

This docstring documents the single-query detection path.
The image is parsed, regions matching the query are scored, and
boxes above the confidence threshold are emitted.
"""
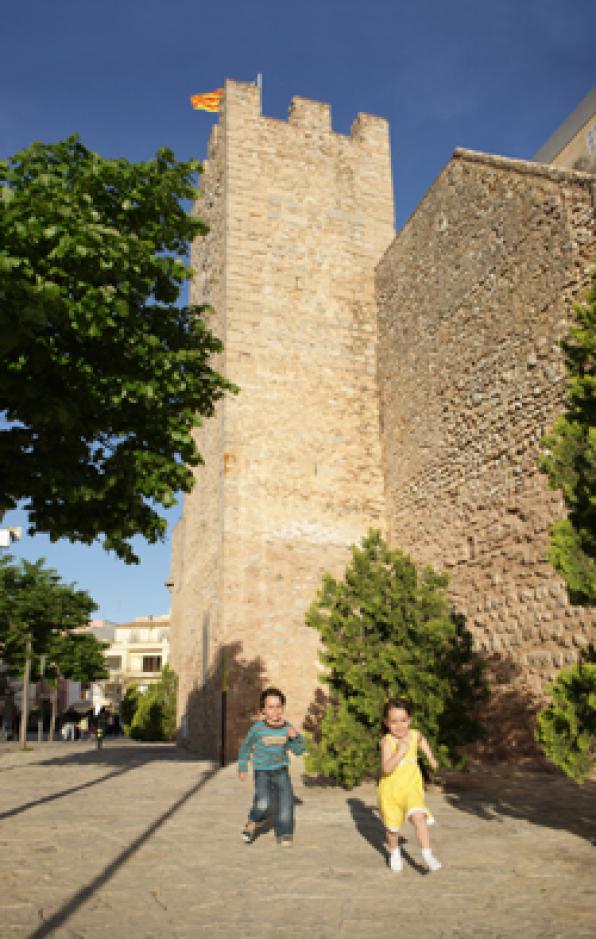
[259,686,286,708]
[382,697,412,728]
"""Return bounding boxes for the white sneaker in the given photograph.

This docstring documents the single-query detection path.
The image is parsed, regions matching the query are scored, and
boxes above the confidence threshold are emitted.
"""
[389,848,403,871]
[422,849,442,871]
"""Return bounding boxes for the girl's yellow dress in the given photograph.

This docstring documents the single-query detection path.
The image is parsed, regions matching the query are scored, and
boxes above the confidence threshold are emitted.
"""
[377,730,434,831]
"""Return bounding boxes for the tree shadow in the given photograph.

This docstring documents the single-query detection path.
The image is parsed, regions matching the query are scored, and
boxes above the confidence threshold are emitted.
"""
[0,742,210,820]
[28,764,219,938]
[303,686,328,741]
[441,767,596,845]
[469,653,542,762]
[181,642,269,763]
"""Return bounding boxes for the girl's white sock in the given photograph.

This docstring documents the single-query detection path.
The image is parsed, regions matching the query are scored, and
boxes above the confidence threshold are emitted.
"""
[390,846,403,871]
[421,847,442,871]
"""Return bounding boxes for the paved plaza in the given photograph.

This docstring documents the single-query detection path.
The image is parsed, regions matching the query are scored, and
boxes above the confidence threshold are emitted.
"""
[1,738,594,938]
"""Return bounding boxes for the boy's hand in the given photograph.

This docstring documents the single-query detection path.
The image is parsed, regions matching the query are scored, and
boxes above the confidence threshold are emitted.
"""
[238,772,247,781]
[286,725,297,739]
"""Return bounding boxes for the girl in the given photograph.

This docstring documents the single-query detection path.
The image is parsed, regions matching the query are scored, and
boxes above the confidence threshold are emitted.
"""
[378,697,442,872]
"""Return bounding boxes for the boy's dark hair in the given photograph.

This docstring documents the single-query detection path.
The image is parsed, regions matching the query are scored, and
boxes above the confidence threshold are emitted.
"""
[259,686,286,708]
[382,697,412,728]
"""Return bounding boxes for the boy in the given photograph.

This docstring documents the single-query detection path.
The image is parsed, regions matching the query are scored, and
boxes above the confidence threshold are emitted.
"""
[238,686,305,847]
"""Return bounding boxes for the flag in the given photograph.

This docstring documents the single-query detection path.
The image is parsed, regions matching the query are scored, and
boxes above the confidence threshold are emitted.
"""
[190,89,224,112]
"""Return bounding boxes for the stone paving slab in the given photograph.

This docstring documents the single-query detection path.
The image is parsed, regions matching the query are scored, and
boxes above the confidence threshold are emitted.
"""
[1,739,594,938]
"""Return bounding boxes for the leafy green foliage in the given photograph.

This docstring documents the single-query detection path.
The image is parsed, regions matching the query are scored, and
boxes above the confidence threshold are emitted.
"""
[129,663,178,741]
[120,684,141,735]
[0,136,236,562]
[0,553,96,674]
[535,646,595,784]
[40,631,108,684]
[540,271,596,605]
[305,530,486,787]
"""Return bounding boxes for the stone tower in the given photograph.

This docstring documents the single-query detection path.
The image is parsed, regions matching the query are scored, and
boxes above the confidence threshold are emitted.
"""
[169,80,395,757]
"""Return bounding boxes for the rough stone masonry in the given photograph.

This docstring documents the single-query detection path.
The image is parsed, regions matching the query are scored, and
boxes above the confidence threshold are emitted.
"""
[169,80,595,758]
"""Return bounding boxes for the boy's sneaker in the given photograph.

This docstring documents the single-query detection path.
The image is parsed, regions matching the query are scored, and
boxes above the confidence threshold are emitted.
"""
[278,836,293,848]
[241,820,257,843]
[421,848,442,871]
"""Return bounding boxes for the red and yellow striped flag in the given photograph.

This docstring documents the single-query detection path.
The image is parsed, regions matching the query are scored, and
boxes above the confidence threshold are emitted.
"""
[190,88,224,112]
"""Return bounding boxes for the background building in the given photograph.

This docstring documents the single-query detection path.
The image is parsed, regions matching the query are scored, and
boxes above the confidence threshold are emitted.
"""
[94,615,170,711]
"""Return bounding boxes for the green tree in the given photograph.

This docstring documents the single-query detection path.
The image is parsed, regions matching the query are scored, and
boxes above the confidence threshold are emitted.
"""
[129,663,178,741]
[535,646,595,784]
[120,684,141,736]
[0,136,236,563]
[37,631,108,741]
[540,271,596,605]
[305,531,486,787]
[0,554,96,744]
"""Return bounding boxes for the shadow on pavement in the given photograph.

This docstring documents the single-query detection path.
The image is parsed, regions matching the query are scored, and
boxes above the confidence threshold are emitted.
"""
[346,798,429,874]
[1,742,214,821]
[0,762,138,821]
[346,798,386,861]
[27,764,220,939]
[441,767,596,845]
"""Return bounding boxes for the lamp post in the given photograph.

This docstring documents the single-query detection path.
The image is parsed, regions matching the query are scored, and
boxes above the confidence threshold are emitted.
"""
[37,654,47,742]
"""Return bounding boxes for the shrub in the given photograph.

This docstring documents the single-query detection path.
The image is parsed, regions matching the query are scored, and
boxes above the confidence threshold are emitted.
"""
[305,530,486,786]
[129,664,178,741]
[535,645,595,784]
[120,685,141,735]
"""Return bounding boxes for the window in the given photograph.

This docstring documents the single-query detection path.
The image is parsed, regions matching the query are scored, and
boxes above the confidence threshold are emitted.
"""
[105,656,122,671]
[142,656,162,673]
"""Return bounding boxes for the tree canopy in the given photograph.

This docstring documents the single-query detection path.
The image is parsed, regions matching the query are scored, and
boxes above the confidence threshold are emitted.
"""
[0,136,235,562]
[0,554,97,674]
[540,271,596,605]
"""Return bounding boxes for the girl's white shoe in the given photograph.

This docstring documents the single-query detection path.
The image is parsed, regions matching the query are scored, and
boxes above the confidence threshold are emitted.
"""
[389,847,403,871]
[421,848,442,871]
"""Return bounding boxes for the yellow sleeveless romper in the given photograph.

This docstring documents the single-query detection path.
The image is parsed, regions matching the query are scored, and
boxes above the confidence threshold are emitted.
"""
[377,730,434,831]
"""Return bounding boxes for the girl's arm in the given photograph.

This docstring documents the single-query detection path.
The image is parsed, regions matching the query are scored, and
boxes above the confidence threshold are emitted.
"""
[417,733,438,772]
[380,735,409,775]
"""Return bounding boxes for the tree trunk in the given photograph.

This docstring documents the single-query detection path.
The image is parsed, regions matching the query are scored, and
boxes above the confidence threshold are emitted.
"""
[49,682,58,742]
[19,635,31,749]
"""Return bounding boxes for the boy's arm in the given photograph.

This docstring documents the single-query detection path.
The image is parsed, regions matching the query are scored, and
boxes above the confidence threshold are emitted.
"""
[238,726,257,775]
[286,723,305,756]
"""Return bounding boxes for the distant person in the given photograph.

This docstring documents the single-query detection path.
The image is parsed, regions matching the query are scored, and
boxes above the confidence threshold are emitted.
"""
[61,720,75,742]
[79,715,89,740]
[378,697,442,872]
[238,687,305,847]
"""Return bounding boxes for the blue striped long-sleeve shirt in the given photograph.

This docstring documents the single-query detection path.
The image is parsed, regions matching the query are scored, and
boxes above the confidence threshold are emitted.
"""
[237,720,305,772]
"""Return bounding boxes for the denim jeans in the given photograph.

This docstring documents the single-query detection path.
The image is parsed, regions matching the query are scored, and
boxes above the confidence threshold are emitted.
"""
[249,767,294,838]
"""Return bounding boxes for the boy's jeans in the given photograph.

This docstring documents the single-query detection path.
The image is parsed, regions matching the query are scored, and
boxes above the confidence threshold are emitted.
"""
[249,767,294,837]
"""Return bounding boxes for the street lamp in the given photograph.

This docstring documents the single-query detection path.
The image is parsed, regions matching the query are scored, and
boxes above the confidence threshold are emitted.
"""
[37,654,47,742]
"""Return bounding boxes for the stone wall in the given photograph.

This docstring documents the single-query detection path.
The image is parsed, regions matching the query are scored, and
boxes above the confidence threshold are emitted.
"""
[376,150,595,753]
[169,80,395,757]
[169,120,227,752]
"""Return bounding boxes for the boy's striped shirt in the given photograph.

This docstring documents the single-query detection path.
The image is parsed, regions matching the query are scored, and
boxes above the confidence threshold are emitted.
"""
[238,720,305,772]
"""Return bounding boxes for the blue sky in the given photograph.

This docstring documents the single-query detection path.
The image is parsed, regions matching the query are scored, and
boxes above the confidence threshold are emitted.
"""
[1,0,594,622]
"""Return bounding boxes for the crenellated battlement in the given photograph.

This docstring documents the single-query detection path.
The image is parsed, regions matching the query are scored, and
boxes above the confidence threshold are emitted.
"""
[216,78,390,150]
